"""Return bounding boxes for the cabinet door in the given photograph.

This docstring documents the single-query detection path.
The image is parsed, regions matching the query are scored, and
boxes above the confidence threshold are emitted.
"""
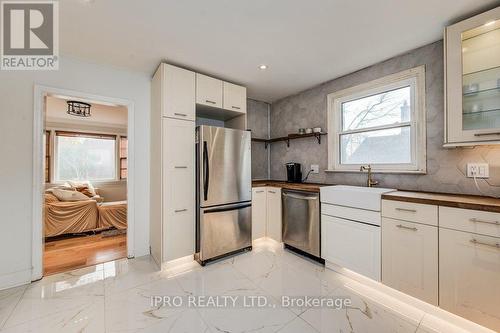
[162,118,195,262]
[321,214,381,281]
[196,73,223,108]
[252,187,267,240]
[445,7,500,145]
[162,64,196,120]
[439,228,500,332]
[266,187,282,242]
[382,218,438,305]
[223,82,247,113]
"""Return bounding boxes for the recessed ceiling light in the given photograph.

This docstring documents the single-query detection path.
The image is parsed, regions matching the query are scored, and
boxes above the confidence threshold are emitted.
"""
[484,20,495,27]
[259,64,268,70]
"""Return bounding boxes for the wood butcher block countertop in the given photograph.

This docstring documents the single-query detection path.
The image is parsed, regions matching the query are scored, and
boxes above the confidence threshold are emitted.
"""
[382,191,500,213]
[252,180,331,193]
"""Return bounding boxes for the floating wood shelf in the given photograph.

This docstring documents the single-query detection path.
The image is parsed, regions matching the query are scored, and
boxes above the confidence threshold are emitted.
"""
[251,132,327,149]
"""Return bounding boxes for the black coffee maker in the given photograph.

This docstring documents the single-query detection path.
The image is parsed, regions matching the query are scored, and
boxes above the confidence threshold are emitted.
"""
[286,162,302,183]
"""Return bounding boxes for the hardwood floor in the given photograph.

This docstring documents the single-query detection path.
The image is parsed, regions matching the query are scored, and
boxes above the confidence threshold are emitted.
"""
[44,232,127,276]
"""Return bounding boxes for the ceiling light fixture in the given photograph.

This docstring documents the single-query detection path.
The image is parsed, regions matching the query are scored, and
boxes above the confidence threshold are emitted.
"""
[67,101,91,117]
[259,64,268,70]
[484,20,495,27]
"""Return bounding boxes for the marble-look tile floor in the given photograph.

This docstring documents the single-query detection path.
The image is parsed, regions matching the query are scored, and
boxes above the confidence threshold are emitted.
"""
[0,241,493,333]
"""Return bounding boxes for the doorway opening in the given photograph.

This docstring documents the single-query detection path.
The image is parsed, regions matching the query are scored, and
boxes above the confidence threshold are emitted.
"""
[33,86,135,278]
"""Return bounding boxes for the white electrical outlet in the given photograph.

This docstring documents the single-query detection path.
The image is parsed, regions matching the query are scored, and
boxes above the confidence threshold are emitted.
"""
[310,164,319,174]
[467,163,489,178]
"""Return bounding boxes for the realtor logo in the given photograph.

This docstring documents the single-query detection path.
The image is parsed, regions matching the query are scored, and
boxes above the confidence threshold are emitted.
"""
[1,1,59,70]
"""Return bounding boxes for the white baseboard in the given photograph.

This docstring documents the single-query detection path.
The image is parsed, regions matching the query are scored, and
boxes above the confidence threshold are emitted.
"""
[0,268,31,291]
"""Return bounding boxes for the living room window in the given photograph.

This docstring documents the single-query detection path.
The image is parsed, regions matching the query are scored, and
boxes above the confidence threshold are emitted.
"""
[119,136,128,180]
[327,66,426,173]
[55,131,117,182]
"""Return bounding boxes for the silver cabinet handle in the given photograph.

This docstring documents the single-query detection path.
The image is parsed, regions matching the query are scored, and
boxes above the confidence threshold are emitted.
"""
[231,106,241,110]
[474,132,500,137]
[174,113,187,117]
[174,209,187,213]
[396,208,417,213]
[268,190,276,194]
[175,166,188,169]
[470,218,500,226]
[470,238,500,249]
[255,190,265,193]
[396,224,418,231]
[205,100,216,105]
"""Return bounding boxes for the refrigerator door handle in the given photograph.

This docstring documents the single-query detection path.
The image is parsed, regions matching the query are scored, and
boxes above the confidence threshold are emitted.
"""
[204,203,252,214]
[203,141,209,201]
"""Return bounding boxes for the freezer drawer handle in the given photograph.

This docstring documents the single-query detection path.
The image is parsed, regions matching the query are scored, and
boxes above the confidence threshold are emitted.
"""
[204,203,252,214]
[396,224,417,231]
[395,208,417,213]
[174,113,187,117]
[203,141,209,201]
[282,192,318,200]
[174,209,187,213]
[470,238,500,249]
[470,218,500,226]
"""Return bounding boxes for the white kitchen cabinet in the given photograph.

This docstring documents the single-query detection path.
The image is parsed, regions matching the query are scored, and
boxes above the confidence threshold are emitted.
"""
[322,214,381,281]
[161,64,196,121]
[444,7,500,146]
[439,228,500,332]
[196,73,223,108]
[223,81,247,113]
[266,187,282,242]
[382,217,438,305]
[161,117,195,262]
[251,186,282,242]
[252,187,267,240]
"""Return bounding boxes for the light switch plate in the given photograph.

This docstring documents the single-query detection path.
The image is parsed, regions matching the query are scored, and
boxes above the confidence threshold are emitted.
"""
[466,163,489,178]
[311,164,319,174]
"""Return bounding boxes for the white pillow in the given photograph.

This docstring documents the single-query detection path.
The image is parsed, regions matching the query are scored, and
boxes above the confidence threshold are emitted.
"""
[52,188,90,202]
[67,180,97,197]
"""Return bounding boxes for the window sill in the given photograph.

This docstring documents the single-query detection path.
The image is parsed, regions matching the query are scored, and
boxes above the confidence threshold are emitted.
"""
[325,169,426,175]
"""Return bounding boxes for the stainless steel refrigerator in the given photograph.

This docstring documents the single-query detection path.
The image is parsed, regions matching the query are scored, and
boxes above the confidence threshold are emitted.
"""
[195,125,252,265]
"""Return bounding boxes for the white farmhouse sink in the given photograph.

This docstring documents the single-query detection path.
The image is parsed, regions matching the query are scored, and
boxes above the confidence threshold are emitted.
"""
[320,185,395,212]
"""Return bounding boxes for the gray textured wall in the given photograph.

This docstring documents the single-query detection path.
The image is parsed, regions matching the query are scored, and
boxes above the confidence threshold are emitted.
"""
[247,99,270,180]
[270,40,500,196]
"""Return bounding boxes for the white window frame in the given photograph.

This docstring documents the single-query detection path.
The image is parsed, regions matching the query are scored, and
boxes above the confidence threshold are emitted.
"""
[327,65,426,173]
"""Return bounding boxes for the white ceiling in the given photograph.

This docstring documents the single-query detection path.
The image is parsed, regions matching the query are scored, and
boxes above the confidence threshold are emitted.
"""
[60,0,498,102]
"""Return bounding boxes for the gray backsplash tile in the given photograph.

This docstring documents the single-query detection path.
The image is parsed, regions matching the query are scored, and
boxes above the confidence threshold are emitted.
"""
[267,40,500,196]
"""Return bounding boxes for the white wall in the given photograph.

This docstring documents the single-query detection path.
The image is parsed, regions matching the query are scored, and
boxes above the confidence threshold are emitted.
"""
[0,56,151,289]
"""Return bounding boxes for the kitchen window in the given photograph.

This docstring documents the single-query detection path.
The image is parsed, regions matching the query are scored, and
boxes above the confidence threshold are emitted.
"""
[327,66,426,173]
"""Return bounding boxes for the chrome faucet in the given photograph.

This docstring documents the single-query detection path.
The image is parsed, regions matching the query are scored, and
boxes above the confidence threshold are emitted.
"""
[360,164,379,187]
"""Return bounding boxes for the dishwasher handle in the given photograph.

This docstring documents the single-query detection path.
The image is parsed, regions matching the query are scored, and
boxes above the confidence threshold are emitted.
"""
[282,191,318,201]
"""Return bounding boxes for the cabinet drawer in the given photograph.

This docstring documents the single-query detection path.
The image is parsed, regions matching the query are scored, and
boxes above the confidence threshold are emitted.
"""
[381,200,437,226]
[440,206,500,237]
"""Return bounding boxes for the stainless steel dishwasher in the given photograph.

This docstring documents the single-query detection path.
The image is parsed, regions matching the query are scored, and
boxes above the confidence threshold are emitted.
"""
[282,189,322,261]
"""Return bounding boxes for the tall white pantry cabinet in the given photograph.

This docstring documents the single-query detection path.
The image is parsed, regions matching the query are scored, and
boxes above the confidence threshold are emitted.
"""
[150,63,196,265]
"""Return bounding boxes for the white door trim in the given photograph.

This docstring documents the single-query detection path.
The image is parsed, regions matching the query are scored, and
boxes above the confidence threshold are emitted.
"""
[32,84,135,281]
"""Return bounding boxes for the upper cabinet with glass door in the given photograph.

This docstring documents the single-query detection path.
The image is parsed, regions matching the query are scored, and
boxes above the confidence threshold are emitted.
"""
[445,6,500,146]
